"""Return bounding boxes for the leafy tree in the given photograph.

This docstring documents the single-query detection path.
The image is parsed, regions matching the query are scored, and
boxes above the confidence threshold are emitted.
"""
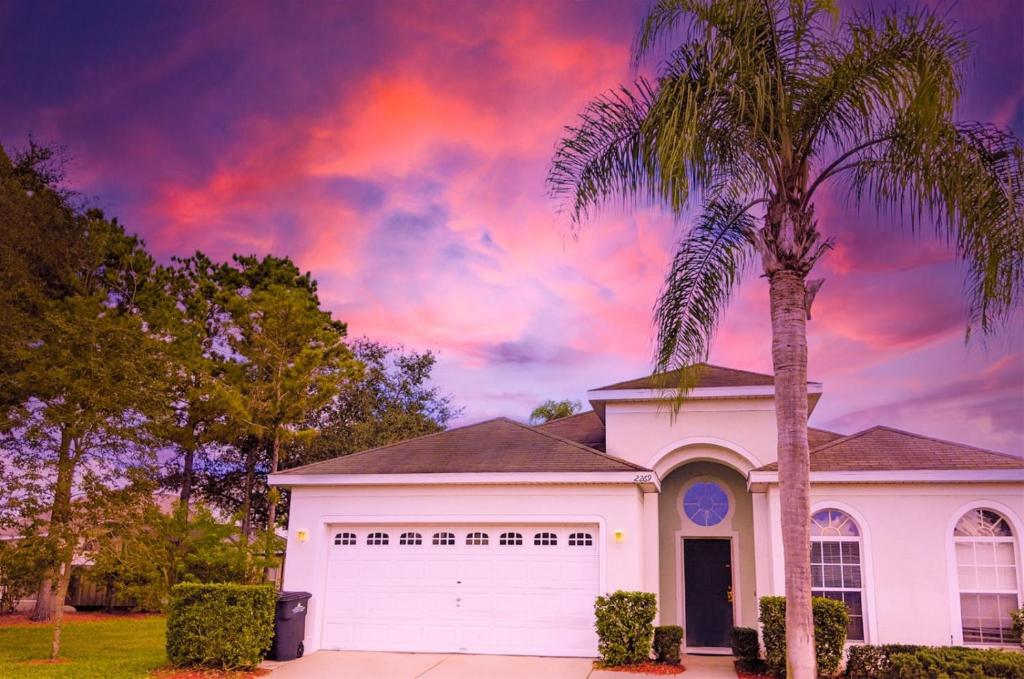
[529,399,582,424]
[295,339,461,465]
[0,143,172,660]
[148,253,233,515]
[548,2,1023,675]
[89,493,268,612]
[216,257,361,545]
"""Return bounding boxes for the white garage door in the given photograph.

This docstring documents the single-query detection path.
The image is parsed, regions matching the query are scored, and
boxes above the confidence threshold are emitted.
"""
[321,524,600,657]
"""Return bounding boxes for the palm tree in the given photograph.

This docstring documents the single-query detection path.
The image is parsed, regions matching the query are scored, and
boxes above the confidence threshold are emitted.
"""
[548,1,1023,675]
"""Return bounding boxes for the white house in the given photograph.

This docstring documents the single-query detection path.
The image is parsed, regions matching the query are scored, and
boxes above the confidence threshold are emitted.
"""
[269,364,1024,658]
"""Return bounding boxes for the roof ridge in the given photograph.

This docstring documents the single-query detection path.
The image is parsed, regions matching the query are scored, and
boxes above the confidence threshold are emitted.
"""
[805,427,874,455]
[279,417,506,474]
[868,425,1023,460]
[500,417,649,471]
[701,362,773,378]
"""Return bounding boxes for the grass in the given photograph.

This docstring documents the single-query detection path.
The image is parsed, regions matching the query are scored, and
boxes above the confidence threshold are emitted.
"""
[0,614,168,679]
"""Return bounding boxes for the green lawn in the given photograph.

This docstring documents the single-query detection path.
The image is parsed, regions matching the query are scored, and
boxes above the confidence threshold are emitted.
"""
[0,615,168,679]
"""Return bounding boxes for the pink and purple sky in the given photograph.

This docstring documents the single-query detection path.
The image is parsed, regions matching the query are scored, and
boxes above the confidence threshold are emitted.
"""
[2,0,1022,453]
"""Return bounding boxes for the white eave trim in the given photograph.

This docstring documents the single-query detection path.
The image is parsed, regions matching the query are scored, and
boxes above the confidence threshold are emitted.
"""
[587,382,822,402]
[269,470,660,492]
[747,468,1024,487]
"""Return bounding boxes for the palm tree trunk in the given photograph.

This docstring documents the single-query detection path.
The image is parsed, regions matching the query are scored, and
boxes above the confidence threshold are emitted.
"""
[769,270,816,679]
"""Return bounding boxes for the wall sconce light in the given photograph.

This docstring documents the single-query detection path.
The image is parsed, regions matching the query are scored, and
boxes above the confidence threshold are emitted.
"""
[296,530,308,543]
[613,530,625,543]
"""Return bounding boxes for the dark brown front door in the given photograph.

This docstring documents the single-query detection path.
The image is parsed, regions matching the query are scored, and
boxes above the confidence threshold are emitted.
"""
[683,538,733,648]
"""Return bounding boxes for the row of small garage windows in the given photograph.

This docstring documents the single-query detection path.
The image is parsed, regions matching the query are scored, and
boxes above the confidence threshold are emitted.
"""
[333,531,595,547]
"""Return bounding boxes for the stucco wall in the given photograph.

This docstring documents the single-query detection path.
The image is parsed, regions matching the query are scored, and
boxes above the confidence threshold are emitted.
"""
[658,461,758,630]
[282,482,651,652]
[764,482,1024,645]
[603,399,779,469]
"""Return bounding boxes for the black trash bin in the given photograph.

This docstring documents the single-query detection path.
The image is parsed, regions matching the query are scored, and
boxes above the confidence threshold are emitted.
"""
[270,591,311,661]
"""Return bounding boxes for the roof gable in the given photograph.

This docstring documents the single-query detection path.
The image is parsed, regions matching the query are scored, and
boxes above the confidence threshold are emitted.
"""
[757,426,1024,472]
[535,410,606,451]
[277,417,647,475]
[594,363,777,391]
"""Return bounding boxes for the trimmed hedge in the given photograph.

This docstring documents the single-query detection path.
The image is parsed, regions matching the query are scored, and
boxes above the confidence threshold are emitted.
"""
[594,591,657,666]
[167,583,276,669]
[1012,608,1024,648]
[760,595,848,677]
[889,647,1024,679]
[846,645,1024,679]
[653,625,684,665]
[845,644,922,678]
[731,626,765,674]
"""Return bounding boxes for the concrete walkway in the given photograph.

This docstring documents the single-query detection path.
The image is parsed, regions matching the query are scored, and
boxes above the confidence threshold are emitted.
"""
[264,651,738,678]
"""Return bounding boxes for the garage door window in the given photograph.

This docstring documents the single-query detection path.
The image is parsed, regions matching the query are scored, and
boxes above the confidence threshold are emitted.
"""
[568,532,593,547]
[334,532,357,546]
[466,532,489,545]
[367,532,389,545]
[433,532,456,545]
[534,532,558,546]
[499,532,523,546]
[400,532,422,545]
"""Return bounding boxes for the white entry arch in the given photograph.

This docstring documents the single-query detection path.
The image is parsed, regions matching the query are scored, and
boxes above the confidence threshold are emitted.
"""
[647,436,763,479]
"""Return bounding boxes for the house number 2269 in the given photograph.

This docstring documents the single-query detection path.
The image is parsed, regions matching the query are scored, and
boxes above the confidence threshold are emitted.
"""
[633,474,652,483]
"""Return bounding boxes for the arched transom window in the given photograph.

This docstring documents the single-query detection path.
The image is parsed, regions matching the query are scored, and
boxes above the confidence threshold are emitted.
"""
[954,508,1020,645]
[811,509,865,641]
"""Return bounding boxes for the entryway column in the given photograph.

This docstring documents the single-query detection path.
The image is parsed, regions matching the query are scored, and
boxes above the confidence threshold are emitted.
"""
[642,489,661,622]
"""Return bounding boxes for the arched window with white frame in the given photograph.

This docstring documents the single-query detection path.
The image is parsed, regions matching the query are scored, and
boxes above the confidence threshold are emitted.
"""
[954,508,1021,645]
[811,509,866,641]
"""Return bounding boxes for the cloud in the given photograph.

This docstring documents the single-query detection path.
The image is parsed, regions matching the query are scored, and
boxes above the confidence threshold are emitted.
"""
[2,0,1021,450]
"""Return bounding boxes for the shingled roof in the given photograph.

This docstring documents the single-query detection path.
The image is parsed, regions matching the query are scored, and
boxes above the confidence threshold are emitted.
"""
[756,426,1024,472]
[535,411,606,451]
[276,417,647,475]
[594,363,778,391]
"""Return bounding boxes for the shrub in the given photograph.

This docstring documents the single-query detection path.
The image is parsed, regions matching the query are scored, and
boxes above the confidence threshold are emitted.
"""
[166,582,276,669]
[888,647,1024,679]
[759,596,849,677]
[594,591,657,666]
[1012,608,1024,649]
[845,644,922,678]
[732,626,765,674]
[653,625,684,665]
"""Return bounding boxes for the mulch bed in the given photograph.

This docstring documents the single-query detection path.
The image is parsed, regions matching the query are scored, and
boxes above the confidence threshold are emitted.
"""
[0,611,157,626]
[593,661,686,674]
[150,668,270,679]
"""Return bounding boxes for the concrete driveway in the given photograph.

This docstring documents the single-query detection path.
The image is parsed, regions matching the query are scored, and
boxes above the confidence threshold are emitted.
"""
[264,651,737,678]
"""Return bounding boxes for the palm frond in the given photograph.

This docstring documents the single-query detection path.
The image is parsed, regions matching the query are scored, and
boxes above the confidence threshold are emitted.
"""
[850,120,1024,334]
[798,7,969,159]
[546,80,659,230]
[653,199,758,400]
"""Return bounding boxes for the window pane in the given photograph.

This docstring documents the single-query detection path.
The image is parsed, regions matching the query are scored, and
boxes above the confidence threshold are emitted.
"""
[844,564,862,588]
[997,567,1017,590]
[976,566,1000,590]
[995,543,1015,566]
